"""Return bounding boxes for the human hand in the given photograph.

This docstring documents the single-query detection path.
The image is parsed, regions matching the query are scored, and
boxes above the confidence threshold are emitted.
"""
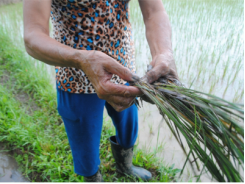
[141,51,178,104]
[79,50,142,112]
[141,51,178,84]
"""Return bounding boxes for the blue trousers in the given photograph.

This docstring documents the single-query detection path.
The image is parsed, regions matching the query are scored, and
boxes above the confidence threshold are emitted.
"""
[56,87,138,177]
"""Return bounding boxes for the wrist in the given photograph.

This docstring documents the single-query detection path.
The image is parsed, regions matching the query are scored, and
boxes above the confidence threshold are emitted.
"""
[152,50,174,63]
[69,49,91,69]
[71,50,105,72]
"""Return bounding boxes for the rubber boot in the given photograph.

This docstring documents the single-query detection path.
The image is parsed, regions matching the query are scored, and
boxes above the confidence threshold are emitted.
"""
[84,170,104,182]
[109,136,152,181]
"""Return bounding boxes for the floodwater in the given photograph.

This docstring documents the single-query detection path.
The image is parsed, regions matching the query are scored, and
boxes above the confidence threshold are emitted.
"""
[0,0,244,182]
[0,144,29,182]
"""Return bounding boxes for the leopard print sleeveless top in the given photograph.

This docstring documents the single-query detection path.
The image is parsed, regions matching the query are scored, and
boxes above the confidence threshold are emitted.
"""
[50,0,136,93]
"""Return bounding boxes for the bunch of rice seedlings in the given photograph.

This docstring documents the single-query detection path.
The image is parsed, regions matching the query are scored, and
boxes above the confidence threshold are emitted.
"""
[132,76,244,182]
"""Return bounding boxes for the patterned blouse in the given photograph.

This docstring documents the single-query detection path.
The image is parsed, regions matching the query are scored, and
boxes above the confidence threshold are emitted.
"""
[50,0,135,93]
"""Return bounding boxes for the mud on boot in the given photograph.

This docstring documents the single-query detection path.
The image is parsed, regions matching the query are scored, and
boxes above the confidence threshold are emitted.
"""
[84,170,104,182]
[109,136,152,181]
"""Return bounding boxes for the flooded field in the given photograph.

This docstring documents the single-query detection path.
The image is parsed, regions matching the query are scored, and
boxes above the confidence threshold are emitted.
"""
[130,0,244,181]
[0,0,243,182]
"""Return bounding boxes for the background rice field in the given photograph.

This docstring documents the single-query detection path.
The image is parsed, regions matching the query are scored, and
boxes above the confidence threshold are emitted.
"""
[0,0,243,181]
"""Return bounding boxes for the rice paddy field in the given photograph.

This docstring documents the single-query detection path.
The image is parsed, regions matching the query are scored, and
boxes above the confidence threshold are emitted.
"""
[0,0,244,182]
[129,0,244,181]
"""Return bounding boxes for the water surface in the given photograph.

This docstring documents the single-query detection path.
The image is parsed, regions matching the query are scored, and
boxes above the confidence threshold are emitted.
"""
[0,0,243,182]
[0,144,29,182]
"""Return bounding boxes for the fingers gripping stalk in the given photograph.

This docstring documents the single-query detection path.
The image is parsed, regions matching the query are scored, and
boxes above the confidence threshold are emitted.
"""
[80,51,142,112]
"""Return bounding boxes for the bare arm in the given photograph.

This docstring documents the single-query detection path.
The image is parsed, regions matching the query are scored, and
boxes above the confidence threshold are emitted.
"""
[23,0,141,112]
[139,0,178,83]
[23,0,81,68]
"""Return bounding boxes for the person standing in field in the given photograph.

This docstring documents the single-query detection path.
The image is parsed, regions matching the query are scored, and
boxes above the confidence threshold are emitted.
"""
[23,0,178,182]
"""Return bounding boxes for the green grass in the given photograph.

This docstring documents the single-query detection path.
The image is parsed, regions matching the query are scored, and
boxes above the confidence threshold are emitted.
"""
[0,0,243,181]
[0,30,180,182]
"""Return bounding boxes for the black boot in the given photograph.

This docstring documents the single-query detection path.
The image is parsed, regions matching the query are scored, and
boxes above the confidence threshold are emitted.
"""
[109,136,152,181]
[84,170,104,182]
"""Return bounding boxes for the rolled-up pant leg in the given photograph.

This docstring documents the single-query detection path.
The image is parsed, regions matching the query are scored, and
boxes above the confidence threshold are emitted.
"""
[57,88,106,177]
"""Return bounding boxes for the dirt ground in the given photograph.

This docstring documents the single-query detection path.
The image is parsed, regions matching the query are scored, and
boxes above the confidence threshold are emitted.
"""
[0,68,34,182]
[0,143,29,182]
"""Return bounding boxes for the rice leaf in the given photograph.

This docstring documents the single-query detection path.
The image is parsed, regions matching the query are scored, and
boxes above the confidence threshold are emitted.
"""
[132,77,244,182]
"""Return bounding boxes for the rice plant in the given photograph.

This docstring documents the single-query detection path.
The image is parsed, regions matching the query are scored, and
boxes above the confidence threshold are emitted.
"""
[132,75,244,182]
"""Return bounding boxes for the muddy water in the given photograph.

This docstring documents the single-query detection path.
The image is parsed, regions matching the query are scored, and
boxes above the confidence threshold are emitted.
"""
[137,102,213,181]
[0,0,243,182]
[103,102,214,181]
[0,144,29,182]
[129,0,243,181]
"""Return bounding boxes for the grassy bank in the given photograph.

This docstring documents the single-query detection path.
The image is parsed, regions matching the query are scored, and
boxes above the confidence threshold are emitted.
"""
[0,30,180,181]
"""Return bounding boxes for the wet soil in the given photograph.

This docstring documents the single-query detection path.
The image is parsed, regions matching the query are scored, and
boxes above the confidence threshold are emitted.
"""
[0,143,29,182]
[0,69,38,182]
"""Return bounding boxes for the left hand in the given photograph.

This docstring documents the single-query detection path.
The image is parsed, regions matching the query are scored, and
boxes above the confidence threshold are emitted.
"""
[142,51,179,84]
[140,51,179,104]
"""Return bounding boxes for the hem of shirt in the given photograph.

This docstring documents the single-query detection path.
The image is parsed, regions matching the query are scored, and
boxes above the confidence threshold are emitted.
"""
[56,80,127,94]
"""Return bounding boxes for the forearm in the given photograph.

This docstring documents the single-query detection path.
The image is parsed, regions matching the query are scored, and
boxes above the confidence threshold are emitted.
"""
[24,28,88,69]
[139,0,178,82]
[142,6,172,59]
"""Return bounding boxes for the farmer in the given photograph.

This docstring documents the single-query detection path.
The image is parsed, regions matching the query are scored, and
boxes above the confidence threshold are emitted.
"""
[23,0,178,182]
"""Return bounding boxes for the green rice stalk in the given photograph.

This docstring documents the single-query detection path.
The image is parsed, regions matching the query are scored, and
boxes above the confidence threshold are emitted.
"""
[132,77,244,182]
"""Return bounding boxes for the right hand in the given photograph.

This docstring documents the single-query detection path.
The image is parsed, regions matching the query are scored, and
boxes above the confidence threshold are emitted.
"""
[78,50,142,112]
[23,0,140,111]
